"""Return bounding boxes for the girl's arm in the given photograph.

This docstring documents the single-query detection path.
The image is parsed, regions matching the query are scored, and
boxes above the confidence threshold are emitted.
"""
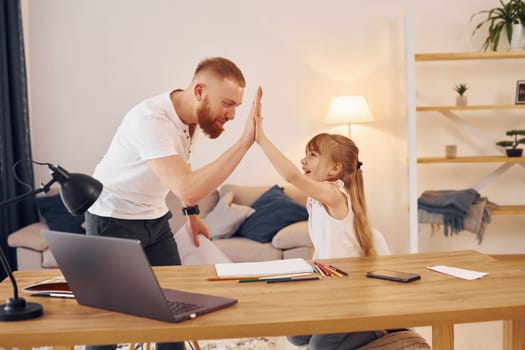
[255,104,343,209]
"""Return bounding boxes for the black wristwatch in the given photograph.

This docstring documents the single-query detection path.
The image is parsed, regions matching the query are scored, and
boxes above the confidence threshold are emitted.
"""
[182,205,200,216]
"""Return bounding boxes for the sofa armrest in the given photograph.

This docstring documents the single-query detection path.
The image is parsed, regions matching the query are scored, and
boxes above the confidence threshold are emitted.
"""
[271,221,312,249]
[7,222,49,252]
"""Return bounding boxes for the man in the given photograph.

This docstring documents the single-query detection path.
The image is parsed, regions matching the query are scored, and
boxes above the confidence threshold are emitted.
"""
[85,57,261,350]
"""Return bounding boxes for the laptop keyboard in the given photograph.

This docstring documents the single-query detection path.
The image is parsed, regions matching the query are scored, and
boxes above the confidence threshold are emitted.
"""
[167,300,201,315]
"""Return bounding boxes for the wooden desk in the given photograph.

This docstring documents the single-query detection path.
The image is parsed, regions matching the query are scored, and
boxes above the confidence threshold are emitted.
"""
[1,250,524,350]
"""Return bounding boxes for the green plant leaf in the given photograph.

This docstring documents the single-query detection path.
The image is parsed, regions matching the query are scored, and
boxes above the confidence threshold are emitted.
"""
[471,0,525,51]
[496,141,514,147]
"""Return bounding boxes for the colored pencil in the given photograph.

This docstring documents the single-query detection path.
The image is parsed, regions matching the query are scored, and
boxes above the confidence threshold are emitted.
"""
[208,276,262,281]
[266,276,320,284]
[239,277,291,283]
[328,264,348,276]
[313,264,325,278]
[314,261,332,276]
[322,265,343,278]
[210,272,315,282]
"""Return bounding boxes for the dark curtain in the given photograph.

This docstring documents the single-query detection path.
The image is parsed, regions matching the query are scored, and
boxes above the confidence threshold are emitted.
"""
[0,0,38,280]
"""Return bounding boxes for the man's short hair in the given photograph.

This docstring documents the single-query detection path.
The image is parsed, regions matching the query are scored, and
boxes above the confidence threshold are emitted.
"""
[194,57,246,88]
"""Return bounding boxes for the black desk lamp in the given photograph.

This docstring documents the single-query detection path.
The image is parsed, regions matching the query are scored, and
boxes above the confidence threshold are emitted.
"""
[0,163,103,321]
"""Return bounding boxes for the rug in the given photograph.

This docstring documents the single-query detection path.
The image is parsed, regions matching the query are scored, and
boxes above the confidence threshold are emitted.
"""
[193,337,278,350]
[28,337,279,350]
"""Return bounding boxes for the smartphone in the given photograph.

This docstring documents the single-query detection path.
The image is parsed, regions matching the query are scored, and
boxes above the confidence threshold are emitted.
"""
[366,270,421,283]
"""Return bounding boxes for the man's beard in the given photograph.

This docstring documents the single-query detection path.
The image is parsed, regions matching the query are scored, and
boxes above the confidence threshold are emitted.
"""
[198,97,224,139]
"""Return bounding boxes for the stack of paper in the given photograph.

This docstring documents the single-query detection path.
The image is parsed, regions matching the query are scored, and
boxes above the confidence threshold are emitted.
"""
[215,258,315,277]
[427,265,489,280]
[174,226,232,265]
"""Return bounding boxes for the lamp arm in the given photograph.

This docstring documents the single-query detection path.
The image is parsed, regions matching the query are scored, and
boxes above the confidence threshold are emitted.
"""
[0,178,56,209]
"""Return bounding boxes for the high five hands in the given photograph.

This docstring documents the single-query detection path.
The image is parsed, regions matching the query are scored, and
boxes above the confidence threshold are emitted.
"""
[241,86,263,146]
[253,87,265,144]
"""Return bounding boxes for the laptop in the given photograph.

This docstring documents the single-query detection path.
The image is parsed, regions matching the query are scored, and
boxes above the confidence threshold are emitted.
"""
[42,230,237,322]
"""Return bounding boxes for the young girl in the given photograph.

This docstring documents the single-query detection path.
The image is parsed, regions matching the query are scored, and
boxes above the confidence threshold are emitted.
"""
[254,94,389,350]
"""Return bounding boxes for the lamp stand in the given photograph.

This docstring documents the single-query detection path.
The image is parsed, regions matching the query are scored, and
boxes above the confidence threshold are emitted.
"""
[0,246,43,321]
[0,179,56,321]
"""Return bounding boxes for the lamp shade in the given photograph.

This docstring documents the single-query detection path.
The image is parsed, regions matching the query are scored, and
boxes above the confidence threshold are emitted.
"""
[325,96,374,124]
[60,173,103,215]
[50,165,103,215]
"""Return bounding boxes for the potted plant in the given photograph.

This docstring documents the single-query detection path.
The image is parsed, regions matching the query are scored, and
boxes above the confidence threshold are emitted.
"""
[496,129,525,156]
[471,0,525,51]
[453,83,468,106]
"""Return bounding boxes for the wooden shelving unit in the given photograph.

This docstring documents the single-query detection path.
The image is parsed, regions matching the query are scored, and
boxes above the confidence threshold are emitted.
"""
[493,205,525,215]
[405,46,525,252]
[415,51,525,61]
[417,156,525,216]
[417,156,525,164]
[417,105,525,112]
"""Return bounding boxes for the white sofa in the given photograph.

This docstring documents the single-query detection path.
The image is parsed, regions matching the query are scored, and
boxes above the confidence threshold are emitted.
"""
[8,184,314,269]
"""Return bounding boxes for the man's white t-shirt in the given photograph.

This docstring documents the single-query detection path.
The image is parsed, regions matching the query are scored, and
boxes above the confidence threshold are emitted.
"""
[88,91,191,219]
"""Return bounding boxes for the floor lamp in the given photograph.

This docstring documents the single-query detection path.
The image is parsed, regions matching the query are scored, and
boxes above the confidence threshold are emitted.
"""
[0,163,103,321]
[325,96,374,137]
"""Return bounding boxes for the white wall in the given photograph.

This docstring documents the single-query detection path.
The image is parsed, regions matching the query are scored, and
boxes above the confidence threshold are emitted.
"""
[22,0,524,254]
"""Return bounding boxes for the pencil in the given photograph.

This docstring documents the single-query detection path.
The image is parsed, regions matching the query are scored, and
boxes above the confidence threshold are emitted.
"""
[266,276,320,284]
[314,261,332,276]
[208,276,261,281]
[209,272,315,281]
[313,264,325,278]
[322,265,343,278]
[328,264,348,276]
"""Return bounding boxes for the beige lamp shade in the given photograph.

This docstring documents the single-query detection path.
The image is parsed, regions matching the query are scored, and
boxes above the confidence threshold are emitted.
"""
[325,96,374,124]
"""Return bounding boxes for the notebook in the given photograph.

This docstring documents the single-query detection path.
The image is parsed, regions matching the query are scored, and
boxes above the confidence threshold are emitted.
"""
[42,230,237,322]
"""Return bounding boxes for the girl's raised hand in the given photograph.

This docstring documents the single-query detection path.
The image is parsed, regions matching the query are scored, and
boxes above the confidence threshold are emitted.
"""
[242,86,263,146]
[254,87,266,144]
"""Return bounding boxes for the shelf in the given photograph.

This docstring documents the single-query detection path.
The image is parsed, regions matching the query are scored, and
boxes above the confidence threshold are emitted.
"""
[493,205,525,216]
[415,51,525,61]
[417,156,525,164]
[417,105,525,112]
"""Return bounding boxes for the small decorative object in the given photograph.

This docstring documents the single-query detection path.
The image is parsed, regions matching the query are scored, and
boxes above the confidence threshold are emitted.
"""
[516,80,525,104]
[471,0,525,51]
[510,22,525,49]
[445,145,458,158]
[496,129,525,157]
[453,83,468,106]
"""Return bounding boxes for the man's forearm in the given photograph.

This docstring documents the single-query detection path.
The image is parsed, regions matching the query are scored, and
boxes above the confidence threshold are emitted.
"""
[180,139,250,204]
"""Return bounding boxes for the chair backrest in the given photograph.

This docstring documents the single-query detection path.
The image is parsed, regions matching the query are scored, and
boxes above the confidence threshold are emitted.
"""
[372,228,391,256]
[356,330,431,350]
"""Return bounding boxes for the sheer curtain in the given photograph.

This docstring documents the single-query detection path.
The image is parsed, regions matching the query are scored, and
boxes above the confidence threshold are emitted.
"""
[0,0,38,278]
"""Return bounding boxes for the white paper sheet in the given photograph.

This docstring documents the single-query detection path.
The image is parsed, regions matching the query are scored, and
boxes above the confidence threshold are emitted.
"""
[215,258,315,277]
[427,265,489,280]
[174,225,232,265]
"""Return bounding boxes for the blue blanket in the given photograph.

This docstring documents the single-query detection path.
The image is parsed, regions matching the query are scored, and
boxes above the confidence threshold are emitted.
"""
[418,189,480,236]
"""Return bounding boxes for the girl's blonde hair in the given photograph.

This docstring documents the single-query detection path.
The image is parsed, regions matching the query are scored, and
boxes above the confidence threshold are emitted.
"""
[306,133,376,256]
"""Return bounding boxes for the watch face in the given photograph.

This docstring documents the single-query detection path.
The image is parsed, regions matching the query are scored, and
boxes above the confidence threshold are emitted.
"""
[182,205,200,215]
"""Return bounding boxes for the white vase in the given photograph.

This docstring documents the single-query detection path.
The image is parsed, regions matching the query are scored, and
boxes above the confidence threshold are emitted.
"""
[509,23,524,51]
[456,95,467,106]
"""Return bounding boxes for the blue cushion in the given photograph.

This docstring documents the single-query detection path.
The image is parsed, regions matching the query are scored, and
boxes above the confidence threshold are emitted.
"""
[235,185,308,243]
[34,194,85,234]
